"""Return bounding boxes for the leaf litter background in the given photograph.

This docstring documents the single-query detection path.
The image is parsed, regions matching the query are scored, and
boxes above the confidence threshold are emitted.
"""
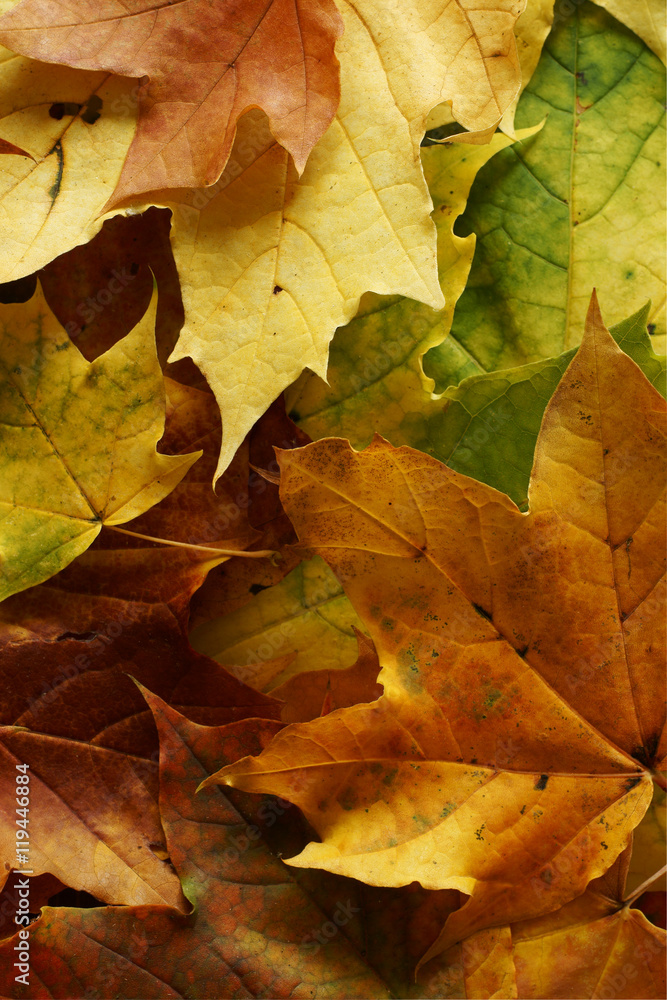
[0,0,664,998]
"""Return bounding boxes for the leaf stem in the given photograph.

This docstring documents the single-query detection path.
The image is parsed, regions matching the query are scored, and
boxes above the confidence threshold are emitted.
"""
[105,525,278,560]
[623,865,667,907]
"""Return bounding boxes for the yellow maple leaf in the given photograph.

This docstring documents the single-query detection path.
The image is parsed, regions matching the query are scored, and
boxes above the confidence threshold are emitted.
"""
[0,285,200,600]
[153,0,526,476]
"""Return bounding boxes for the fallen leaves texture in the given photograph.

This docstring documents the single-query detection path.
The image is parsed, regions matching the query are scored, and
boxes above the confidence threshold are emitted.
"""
[0,692,392,999]
[0,3,664,997]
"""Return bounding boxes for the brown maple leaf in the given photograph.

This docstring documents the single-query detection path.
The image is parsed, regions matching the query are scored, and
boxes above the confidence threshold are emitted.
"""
[212,295,666,953]
[0,0,344,204]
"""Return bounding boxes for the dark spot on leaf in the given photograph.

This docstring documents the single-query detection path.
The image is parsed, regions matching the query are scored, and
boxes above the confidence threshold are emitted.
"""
[49,102,81,120]
[534,774,549,791]
[81,95,103,125]
[633,734,658,767]
[273,285,283,294]
[249,583,269,596]
[624,775,642,791]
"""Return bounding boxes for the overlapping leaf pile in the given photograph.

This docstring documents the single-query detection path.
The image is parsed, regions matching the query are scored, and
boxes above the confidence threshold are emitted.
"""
[0,0,664,997]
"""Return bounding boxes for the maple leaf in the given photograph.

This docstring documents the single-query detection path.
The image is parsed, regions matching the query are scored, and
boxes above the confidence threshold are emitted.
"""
[0,691,392,999]
[213,296,665,953]
[131,0,526,476]
[0,527,284,909]
[419,851,666,998]
[0,374,286,905]
[0,285,200,600]
[0,725,188,910]
[434,0,666,382]
[0,1,526,475]
[419,303,666,507]
[0,527,283,902]
[0,0,345,203]
[0,48,137,280]
[292,301,665,516]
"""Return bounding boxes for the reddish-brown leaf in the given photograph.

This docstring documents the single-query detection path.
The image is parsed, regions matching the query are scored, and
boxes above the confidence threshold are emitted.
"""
[0,693,390,999]
[0,0,344,203]
[190,396,311,627]
[39,207,183,367]
[0,726,187,909]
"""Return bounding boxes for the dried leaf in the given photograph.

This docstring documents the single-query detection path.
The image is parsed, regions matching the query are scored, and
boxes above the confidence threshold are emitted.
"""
[286,127,533,454]
[147,0,526,475]
[214,297,664,951]
[0,693,391,999]
[39,207,183,367]
[0,726,187,909]
[419,854,666,998]
[272,628,383,723]
[192,555,365,693]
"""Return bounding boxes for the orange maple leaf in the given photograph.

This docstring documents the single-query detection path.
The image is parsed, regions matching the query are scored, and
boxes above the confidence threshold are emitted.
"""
[213,294,666,953]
